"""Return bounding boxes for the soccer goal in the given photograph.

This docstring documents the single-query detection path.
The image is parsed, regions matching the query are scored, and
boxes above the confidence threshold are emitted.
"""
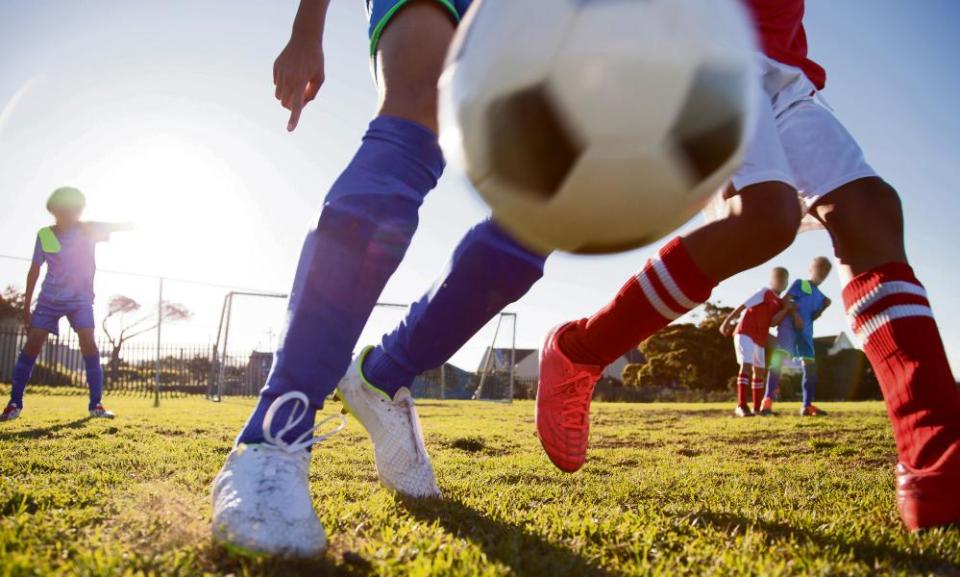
[206,293,520,402]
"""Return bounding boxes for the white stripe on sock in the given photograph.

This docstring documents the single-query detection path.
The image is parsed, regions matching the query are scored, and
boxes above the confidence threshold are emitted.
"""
[853,304,934,345]
[636,269,682,321]
[846,280,926,327]
[651,258,700,310]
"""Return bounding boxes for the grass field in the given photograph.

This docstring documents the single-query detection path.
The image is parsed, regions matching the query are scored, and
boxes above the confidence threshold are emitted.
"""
[1,392,958,577]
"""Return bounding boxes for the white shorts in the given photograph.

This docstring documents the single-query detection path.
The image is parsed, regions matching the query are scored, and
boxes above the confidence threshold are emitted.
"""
[734,334,765,369]
[705,56,878,231]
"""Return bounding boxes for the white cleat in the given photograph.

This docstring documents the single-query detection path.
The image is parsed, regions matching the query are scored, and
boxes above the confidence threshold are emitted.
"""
[0,404,21,422]
[89,404,116,419]
[211,391,345,558]
[337,347,440,498]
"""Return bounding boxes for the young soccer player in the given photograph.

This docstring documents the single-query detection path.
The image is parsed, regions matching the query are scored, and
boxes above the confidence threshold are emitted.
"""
[214,0,959,555]
[211,0,546,557]
[532,1,960,532]
[0,187,132,422]
[720,267,793,417]
[761,256,832,416]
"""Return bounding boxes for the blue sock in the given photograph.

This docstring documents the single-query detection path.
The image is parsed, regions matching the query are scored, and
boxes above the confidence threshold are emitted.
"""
[84,355,103,410]
[10,352,37,408]
[363,220,547,397]
[764,351,784,401]
[801,362,817,407]
[237,115,444,446]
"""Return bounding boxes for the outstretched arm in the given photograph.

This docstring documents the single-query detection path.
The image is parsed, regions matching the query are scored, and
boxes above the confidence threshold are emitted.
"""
[275,0,332,132]
[82,222,135,242]
[106,222,137,233]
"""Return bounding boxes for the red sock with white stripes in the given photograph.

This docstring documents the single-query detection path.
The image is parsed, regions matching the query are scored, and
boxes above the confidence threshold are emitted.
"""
[844,262,960,469]
[559,237,716,366]
[737,373,751,408]
[752,378,765,412]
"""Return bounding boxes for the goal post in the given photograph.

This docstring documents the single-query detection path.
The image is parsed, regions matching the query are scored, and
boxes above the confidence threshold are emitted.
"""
[208,290,287,401]
[206,292,519,402]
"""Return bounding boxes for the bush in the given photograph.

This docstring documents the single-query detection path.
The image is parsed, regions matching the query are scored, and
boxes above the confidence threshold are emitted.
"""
[30,363,82,387]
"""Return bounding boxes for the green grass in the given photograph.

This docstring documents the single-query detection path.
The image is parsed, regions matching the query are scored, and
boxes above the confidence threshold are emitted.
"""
[0,393,958,576]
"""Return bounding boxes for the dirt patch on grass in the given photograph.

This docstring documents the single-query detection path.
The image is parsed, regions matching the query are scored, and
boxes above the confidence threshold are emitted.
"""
[97,480,210,559]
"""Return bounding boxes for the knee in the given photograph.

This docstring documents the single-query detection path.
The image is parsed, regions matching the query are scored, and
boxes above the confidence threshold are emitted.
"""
[80,341,99,357]
[817,178,905,267]
[23,340,43,356]
[471,220,549,274]
[381,88,440,131]
[738,183,802,257]
[820,178,903,243]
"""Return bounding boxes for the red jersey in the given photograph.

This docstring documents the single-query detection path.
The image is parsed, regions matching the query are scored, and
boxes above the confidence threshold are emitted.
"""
[735,288,783,345]
[745,0,826,89]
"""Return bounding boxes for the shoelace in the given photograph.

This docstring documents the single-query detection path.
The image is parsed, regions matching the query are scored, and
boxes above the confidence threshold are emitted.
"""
[263,391,347,453]
[558,372,596,431]
[397,395,428,463]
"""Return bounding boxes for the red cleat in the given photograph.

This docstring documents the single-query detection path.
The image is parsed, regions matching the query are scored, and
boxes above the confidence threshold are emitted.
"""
[896,460,960,531]
[536,323,603,473]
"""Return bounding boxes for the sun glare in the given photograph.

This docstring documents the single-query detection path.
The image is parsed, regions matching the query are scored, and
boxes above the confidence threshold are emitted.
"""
[76,134,256,279]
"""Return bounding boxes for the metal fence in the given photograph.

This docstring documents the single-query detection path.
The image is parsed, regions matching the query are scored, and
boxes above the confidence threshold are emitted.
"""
[0,254,521,403]
[0,327,216,399]
[0,327,523,402]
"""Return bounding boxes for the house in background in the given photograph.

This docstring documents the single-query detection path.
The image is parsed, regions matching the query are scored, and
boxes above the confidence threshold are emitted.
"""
[782,333,856,372]
[778,332,879,400]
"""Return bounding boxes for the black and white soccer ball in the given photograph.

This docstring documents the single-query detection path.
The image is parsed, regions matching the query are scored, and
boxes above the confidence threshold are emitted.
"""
[439,0,757,254]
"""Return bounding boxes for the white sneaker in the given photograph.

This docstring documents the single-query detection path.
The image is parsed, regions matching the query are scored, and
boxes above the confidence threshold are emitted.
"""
[211,391,345,557]
[89,404,116,419]
[337,347,440,498]
[1,404,20,422]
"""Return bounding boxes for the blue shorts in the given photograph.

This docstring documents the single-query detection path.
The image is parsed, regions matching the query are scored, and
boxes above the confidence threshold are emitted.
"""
[31,300,95,336]
[775,328,815,362]
[366,0,472,59]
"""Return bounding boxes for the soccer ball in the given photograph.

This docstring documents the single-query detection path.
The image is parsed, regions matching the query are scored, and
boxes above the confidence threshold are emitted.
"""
[439,0,757,254]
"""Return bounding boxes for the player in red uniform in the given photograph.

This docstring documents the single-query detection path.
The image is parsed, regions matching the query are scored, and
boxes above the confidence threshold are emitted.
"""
[537,0,960,531]
[720,267,794,416]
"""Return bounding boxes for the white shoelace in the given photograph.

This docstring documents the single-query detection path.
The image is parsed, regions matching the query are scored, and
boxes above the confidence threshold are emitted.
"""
[263,391,346,453]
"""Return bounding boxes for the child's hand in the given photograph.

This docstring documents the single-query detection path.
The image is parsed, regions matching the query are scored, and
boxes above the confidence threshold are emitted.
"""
[720,322,734,337]
[274,36,325,132]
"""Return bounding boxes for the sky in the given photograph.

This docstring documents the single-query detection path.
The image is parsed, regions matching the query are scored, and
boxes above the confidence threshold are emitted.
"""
[0,0,958,376]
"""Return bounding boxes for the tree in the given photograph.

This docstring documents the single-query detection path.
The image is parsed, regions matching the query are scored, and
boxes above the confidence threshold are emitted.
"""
[622,301,738,392]
[102,295,192,385]
[0,286,26,323]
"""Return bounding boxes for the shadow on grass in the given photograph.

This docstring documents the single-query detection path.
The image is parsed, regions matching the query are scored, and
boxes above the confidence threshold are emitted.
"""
[401,495,614,577]
[0,417,89,441]
[209,544,364,577]
[690,509,959,572]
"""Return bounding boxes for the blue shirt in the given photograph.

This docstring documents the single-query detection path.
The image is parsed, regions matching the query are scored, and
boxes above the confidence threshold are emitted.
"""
[780,278,827,338]
[32,224,110,305]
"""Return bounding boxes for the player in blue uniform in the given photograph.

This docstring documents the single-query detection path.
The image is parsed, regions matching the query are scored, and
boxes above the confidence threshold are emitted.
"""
[211,0,550,557]
[0,187,133,422]
[762,256,833,416]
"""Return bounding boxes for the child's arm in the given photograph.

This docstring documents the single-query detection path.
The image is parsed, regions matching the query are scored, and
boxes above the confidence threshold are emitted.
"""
[82,222,136,241]
[791,310,805,331]
[720,305,744,337]
[105,222,136,233]
[22,263,40,327]
[770,301,792,327]
[812,297,832,321]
